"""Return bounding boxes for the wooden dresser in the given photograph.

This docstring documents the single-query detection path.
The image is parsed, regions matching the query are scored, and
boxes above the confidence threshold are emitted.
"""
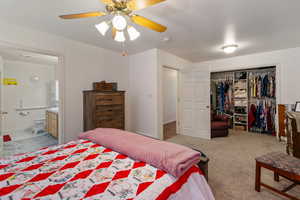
[83,90,125,131]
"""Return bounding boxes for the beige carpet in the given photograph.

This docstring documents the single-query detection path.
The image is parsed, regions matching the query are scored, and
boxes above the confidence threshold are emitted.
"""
[167,130,300,200]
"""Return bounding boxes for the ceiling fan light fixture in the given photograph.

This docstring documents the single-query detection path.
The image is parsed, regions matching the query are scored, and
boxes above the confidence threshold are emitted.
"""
[222,44,238,54]
[112,15,127,31]
[127,26,140,41]
[114,31,126,42]
[95,21,110,36]
[60,0,168,45]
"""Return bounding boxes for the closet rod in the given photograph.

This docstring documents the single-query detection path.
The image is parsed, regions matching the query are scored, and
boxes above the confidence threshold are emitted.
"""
[210,66,276,74]
[211,72,234,81]
[248,69,276,74]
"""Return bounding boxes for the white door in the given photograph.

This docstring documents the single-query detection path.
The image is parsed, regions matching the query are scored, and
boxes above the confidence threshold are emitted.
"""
[180,69,211,139]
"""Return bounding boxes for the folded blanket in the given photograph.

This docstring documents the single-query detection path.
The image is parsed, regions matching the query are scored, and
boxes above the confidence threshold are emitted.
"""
[79,128,201,177]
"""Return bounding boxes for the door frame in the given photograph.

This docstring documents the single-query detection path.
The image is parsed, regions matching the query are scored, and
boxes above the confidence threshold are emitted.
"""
[158,65,181,140]
[0,40,66,145]
[161,66,180,139]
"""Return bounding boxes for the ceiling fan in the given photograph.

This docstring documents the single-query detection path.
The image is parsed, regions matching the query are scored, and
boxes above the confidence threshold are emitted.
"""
[59,0,167,42]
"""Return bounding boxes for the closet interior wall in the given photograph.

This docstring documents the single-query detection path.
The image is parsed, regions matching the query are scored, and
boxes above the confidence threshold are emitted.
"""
[210,66,276,135]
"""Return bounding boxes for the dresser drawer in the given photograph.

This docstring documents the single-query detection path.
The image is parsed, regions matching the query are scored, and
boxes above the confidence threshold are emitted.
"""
[95,105,123,116]
[95,115,124,123]
[95,95,123,105]
[96,118,124,129]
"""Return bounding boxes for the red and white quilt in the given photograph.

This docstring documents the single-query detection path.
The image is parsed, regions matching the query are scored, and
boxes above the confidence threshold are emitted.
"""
[0,139,214,200]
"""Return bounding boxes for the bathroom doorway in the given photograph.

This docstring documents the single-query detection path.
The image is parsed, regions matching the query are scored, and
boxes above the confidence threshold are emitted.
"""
[0,46,60,156]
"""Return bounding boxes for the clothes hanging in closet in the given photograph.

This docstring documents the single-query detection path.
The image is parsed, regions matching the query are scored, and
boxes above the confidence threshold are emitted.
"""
[249,72,276,98]
[213,80,233,114]
[248,99,276,134]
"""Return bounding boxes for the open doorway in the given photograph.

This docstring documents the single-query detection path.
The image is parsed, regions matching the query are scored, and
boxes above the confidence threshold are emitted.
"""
[0,46,60,157]
[162,67,178,140]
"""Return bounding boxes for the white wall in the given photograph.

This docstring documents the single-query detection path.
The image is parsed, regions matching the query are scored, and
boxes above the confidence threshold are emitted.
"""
[0,56,3,152]
[129,49,158,138]
[193,47,300,105]
[2,60,55,133]
[162,68,177,124]
[0,56,3,71]
[128,49,191,139]
[158,50,191,70]
[0,20,129,142]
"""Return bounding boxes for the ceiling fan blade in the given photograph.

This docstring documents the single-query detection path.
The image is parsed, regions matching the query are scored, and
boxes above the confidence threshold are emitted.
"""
[59,11,106,19]
[127,0,166,11]
[131,15,167,32]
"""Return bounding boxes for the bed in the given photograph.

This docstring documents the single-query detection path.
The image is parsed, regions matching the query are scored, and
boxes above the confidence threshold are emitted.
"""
[0,129,214,200]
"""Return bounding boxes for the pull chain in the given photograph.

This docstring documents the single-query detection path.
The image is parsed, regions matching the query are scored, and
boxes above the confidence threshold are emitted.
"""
[121,41,128,56]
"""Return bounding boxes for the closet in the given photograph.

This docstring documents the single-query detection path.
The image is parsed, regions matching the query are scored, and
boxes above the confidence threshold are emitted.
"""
[210,66,276,135]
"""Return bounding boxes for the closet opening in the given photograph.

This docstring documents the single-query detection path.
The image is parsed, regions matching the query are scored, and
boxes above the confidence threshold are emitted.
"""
[162,66,179,140]
[210,66,276,138]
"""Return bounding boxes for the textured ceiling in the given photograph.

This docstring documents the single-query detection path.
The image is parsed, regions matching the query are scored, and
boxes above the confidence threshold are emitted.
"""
[0,0,300,62]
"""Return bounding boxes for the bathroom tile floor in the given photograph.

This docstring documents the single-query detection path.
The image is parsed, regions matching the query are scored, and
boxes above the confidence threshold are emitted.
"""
[1,133,58,157]
[9,130,48,141]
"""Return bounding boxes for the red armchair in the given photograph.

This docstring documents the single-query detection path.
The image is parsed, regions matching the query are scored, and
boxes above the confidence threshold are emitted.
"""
[211,113,230,138]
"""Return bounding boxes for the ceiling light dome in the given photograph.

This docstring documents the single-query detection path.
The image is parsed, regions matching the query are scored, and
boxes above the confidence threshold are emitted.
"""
[222,44,238,54]
[112,15,127,31]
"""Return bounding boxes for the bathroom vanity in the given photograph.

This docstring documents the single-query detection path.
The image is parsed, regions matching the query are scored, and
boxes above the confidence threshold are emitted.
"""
[46,108,59,138]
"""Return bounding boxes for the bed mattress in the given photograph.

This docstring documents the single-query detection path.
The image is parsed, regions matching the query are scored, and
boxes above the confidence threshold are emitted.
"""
[0,139,214,200]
